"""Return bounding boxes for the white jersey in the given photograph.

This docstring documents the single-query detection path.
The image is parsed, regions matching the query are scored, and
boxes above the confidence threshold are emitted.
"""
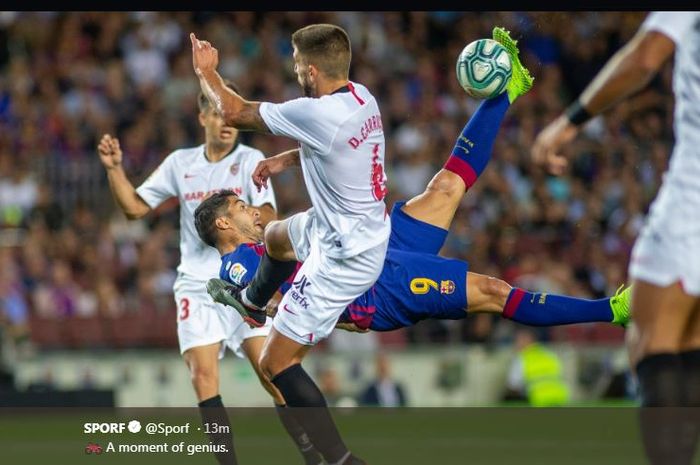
[259,81,390,259]
[642,12,700,189]
[136,143,276,280]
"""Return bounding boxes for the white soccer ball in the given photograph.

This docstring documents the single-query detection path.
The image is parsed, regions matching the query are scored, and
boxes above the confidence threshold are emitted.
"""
[456,38,512,99]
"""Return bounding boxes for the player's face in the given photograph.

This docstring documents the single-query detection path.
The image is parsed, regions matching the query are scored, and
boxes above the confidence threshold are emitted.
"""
[293,47,315,97]
[200,108,238,146]
[223,196,264,242]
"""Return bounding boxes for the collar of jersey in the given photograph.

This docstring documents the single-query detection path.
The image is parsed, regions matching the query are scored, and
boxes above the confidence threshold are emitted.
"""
[331,84,352,95]
[203,139,240,163]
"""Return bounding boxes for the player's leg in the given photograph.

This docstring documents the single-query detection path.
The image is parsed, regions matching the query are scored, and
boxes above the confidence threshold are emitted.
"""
[628,281,696,408]
[225,213,308,326]
[259,328,361,465]
[401,27,533,231]
[184,343,238,465]
[402,95,510,230]
[241,336,323,465]
[628,280,698,465]
[241,217,297,307]
[177,277,239,465]
[680,300,700,406]
[260,243,385,465]
[183,343,222,401]
[465,272,631,326]
[370,250,629,332]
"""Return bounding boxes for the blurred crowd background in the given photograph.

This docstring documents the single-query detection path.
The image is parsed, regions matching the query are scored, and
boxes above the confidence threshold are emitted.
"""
[0,12,666,360]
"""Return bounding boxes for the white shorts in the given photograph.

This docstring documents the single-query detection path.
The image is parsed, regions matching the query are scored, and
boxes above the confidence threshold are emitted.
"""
[174,275,272,358]
[273,210,388,345]
[628,180,700,296]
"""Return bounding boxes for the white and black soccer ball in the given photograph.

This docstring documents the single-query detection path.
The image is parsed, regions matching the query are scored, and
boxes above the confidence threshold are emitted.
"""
[456,38,512,99]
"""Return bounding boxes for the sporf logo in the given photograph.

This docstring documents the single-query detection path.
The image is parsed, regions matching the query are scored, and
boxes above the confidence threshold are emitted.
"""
[84,420,141,434]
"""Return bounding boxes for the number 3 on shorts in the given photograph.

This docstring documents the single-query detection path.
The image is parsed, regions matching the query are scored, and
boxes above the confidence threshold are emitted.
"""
[179,297,190,321]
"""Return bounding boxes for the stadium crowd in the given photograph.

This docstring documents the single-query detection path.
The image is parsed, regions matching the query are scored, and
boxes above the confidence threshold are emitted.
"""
[0,12,668,352]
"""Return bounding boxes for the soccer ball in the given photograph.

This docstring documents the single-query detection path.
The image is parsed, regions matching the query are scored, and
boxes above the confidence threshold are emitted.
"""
[456,38,512,99]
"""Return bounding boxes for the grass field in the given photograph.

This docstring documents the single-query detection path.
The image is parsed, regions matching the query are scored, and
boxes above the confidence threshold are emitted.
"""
[1,407,698,465]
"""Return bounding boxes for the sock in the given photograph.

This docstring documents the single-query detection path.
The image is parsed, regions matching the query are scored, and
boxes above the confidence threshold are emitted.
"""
[275,404,324,465]
[198,395,237,465]
[245,252,298,309]
[502,288,613,326]
[444,92,510,189]
[636,354,689,465]
[679,350,700,463]
[271,364,353,464]
[681,349,700,406]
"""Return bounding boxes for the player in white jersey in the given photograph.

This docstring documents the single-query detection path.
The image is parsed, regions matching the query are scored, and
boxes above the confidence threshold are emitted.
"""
[191,24,387,465]
[98,88,324,465]
[532,12,700,465]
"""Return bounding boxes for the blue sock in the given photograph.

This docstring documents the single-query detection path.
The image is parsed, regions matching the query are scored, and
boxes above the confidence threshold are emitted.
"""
[444,92,510,189]
[503,288,613,326]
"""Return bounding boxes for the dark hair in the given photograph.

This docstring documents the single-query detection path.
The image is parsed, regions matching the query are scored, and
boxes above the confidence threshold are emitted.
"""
[198,79,241,113]
[194,189,238,247]
[291,24,351,80]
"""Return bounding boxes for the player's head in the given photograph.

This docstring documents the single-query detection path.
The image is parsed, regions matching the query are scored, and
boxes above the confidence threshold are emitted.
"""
[194,189,263,250]
[291,24,351,97]
[198,80,241,148]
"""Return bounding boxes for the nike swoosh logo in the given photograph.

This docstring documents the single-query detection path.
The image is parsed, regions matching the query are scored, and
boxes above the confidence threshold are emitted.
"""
[184,174,197,179]
[282,304,297,315]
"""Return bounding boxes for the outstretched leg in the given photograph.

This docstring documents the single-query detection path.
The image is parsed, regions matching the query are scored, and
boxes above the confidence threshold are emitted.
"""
[402,27,534,230]
[465,272,631,326]
[401,93,511,230]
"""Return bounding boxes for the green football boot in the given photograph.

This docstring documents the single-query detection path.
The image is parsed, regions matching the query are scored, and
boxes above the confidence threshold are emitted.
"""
[492,26,534,103]
[609,284,632,326]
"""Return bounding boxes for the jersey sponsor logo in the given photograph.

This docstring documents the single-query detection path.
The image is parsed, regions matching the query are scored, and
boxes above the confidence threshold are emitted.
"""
[347,114,383,149]
[183,187,242,202]
[290,275,312,309]
[440,280,455,295]
[292,275,312,295]
[230,163,240,176]
[228,263,247,285]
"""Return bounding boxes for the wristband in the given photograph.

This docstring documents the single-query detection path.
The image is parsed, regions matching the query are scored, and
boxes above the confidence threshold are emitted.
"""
[565,100,593,126]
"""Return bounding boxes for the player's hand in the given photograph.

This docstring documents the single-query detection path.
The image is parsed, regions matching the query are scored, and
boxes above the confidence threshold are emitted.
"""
[531,114,580,176]
[335,322,369,333]
[97,134,123,170]
[252,156,286,192]
[190,33,219,77]
[264,302,279,318]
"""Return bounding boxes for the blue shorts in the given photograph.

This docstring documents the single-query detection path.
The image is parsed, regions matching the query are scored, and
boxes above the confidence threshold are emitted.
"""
[368,202,469,331]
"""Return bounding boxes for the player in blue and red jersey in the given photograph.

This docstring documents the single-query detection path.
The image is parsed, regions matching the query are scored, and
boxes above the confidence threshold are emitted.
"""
[195,29,630,337]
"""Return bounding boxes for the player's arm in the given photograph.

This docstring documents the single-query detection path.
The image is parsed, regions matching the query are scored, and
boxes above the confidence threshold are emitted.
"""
[190,33,270,133]
[578,30,674,117]
[252,149,300,192]
[532,27,675,175]
[97,134,150,220]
